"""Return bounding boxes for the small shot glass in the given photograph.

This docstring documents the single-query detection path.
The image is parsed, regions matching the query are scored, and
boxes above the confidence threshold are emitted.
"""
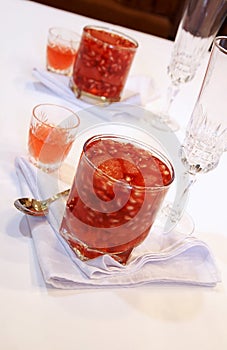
[46,27,80,76]
[70,25,138,103]
[28,104,80,172]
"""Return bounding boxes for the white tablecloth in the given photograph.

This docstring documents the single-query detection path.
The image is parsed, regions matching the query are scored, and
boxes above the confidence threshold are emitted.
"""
[1,1,227,350]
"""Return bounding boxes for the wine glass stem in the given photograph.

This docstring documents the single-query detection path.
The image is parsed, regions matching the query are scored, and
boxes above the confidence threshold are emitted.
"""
[161,83,180,120]
[163,172,196,232]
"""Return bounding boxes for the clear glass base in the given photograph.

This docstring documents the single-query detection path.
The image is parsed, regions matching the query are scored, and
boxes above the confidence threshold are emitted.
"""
[60,226,135,265]
[151,210,195,252]
[69,78,121,104]
[154,200,195,235]
[29,155,61,173]
[150,111,180,132]
[146,94,180,132]
[46,64,72,76]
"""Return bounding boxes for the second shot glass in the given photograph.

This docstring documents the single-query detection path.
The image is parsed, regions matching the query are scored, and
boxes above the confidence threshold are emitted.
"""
[46,27,80,76]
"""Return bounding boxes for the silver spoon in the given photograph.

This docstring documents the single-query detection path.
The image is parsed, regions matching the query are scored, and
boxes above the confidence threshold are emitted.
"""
[14,189,70,216]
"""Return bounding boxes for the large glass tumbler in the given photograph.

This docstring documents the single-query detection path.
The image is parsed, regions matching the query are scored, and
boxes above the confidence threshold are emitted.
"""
[60,134,174,264]
[70,26,138,103]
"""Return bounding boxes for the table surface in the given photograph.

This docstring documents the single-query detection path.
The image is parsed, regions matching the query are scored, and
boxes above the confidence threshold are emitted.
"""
[1,1,227,349]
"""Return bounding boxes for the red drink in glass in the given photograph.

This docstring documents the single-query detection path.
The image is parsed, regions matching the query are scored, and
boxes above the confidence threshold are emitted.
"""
[60,135,174,264]
[47,44,77,73]
[28,104,80,172]
[70,26,138,102]
[28,124,74,165]
[46,27,80,76]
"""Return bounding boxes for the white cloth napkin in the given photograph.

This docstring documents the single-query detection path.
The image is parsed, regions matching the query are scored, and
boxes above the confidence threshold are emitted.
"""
[15,156,221,289]
[32,67,159,108]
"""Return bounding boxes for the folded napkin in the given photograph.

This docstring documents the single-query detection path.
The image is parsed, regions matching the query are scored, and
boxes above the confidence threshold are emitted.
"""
[15,156,221,289]
[32,67,159,109]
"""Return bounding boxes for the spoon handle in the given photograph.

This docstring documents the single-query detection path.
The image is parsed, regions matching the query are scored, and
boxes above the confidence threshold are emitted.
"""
[46,189,70,205]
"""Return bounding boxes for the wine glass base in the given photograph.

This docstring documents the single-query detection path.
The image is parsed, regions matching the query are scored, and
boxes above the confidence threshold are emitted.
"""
[150,209,195,252]
[151,113,180,132]
[146,101,180,132]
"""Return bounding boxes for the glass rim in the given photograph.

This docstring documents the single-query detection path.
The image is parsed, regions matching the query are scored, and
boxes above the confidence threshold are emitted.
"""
[48,27,80,42]
[214,35,227,55]
[32,103,80,130]
[83,25,139,50]
[83,134,174,191]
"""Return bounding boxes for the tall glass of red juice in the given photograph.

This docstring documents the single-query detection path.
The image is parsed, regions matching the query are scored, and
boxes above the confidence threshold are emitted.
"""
[60,134,174,264]
[70,26,138,103]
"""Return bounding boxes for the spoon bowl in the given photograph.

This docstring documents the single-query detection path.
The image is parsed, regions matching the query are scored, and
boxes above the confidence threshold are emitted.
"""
[14,189,70,216]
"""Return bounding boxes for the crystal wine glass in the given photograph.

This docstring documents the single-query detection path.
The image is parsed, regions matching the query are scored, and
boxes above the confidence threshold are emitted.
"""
[152,0,227,131]
[161,36,227,234]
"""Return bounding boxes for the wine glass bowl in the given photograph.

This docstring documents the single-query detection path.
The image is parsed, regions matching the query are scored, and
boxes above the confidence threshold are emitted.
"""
[181,36,227,176]
[181,110,227,175]
[152,0,227,129]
